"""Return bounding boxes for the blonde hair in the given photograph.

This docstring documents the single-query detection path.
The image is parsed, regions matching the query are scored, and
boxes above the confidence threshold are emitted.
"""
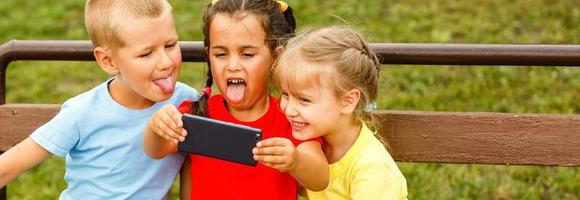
[273,26,381,130]
[84,0,170,51]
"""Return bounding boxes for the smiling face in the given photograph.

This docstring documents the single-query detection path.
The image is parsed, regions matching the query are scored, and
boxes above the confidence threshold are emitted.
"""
[279,66,346,141]
[208,12,273,114]
[106,9,181,109]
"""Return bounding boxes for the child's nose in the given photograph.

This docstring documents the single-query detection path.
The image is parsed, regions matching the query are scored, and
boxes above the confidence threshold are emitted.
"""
[283,101,299,117]
[158,51,173,70]
[226,56,242,71]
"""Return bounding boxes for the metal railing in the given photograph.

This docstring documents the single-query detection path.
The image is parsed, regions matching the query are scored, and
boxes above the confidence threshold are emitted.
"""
[2,40,579,104]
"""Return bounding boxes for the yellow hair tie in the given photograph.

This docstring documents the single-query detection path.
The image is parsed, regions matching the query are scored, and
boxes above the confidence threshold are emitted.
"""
[276,0,288,12]
[211,0,288,12]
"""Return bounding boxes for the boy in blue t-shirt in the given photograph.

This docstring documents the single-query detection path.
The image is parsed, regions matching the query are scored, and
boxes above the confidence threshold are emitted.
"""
[0,0,198,199]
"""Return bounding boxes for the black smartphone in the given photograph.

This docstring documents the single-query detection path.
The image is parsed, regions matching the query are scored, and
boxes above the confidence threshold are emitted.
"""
[178,114,263,166]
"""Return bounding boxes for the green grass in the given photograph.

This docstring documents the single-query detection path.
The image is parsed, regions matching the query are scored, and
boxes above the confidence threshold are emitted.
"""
[1,0,579,199]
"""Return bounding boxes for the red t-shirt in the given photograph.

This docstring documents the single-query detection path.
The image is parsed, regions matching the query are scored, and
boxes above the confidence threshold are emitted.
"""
[179,95,302,200]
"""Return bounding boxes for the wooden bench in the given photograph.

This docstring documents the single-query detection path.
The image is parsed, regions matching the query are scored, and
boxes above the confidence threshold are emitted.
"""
[1,40,579,199]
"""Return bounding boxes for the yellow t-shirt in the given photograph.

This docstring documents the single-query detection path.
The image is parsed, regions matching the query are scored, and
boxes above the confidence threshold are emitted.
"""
[305,123,408,200]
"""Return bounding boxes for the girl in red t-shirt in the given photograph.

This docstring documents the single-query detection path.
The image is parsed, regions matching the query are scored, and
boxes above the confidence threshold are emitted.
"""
[143,0,329,199]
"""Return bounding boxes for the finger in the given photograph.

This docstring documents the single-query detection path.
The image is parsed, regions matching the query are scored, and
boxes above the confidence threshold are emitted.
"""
[157,121,183,142]
[266,162,289,170]
[169,109,187,137]
[159,129,179,144]
[160,129,181,144]
[167,106,183,128]
[257,137,289,148]
[257,155,285,165]
[159,111,186,138]
[159,110,179,131]
[255,156,292,173]
[254,146,286,156]
[258,161,278,170]
[252,147,258,155]
[155,112,173,132]
[178,127,188,139]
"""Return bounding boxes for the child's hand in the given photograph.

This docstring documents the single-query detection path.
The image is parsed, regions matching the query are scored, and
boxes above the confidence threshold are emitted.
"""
[147,104,187,144]
[252,137,298,172]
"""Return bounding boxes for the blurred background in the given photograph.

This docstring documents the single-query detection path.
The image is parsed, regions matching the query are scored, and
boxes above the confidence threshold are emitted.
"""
[1,0,579,199]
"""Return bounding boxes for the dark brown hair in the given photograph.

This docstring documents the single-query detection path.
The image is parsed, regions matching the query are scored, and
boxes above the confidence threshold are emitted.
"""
[192,0,297,117]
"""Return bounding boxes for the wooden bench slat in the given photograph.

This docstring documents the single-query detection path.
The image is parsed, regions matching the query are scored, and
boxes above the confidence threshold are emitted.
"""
[379,110,580,166]
[0,104,60,151]
[1,104,579,166]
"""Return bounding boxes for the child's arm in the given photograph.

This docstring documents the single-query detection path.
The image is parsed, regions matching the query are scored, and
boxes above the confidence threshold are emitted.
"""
[143,104,187,159]
[0,138,52,187]
[253,138,329,191]
[179,156,192,200]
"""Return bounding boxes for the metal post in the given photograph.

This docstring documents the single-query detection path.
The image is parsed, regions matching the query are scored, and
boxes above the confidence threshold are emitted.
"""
[0,67,5,105]
[0,40,10,200]
[0,173,6,200]
[0,41,9,105]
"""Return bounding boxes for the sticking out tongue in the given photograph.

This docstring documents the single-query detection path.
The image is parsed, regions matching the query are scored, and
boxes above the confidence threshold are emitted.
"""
[154,76,174,94]
[226,83,246,103]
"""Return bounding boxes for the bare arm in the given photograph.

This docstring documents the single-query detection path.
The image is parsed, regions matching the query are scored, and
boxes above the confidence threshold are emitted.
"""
[179,156,192,200]
[291,140,329,191]
[253,139,329,191]
[0,138,52,187]
[143,104,186,159]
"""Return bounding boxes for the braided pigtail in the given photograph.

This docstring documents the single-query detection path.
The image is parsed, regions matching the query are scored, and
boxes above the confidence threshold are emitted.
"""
[191,62,214,117]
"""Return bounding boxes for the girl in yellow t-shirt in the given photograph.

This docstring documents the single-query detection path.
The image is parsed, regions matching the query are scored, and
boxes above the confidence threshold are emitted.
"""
[273,26,408,200]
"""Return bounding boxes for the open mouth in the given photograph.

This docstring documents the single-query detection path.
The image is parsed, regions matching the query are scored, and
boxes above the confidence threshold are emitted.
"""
[228,79,245,85]
[291,121,307,129]
[226,79,246,103]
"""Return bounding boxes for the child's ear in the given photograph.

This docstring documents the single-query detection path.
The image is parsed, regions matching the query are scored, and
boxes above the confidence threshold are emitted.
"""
[340,89,361,114]
[93,47,118,75]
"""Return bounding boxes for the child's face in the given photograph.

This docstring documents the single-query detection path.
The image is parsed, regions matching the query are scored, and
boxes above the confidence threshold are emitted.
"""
[208,13,273,110]
[110,12,181,108]
[279,71,344,141]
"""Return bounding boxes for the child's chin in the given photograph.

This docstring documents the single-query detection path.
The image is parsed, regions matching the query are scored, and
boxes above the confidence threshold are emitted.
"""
[292,132,312,141]
[151,93,173,102]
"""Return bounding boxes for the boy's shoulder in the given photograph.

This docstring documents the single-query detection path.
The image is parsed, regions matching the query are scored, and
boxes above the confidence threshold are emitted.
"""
[174,81,194,91]
[61,80,109,109]
[172,81,200,100]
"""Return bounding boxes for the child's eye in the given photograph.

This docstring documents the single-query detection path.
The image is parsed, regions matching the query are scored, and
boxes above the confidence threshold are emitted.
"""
[214,52,226,57]
[241,52,254,57]
[165,43,176,48]
[280,92,289,99]
[298,97,310,103]
[138,52,152,58]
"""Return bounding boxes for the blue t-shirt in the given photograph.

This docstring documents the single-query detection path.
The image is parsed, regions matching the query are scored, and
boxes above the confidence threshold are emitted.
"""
[30,78,199,200]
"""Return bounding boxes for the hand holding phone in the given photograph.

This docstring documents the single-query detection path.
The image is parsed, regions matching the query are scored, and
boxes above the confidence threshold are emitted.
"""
[178,114,263,166]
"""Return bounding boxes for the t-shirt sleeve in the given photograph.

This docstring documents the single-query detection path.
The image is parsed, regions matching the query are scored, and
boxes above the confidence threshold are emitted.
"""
[177,99,195,114]
[291,137,324,147]
[350,162,408,200]
[29,102,81,157]
[174,82,200,102]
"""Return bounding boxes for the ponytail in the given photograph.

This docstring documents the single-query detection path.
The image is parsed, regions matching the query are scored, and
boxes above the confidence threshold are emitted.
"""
[282,6,296,32]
